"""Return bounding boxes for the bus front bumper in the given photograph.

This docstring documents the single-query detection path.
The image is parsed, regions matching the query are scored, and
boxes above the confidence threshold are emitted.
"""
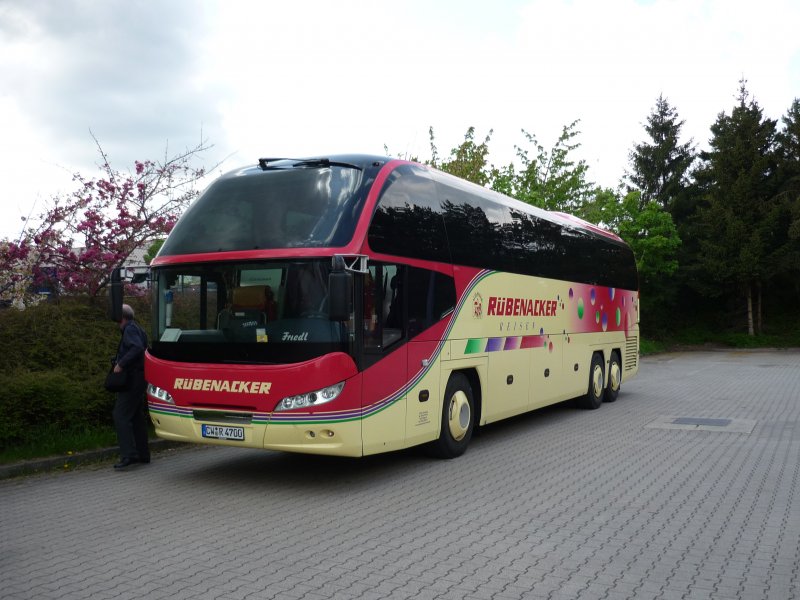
[148,403,363,457]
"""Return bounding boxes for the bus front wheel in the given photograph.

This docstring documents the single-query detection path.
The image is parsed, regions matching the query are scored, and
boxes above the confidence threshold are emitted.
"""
[578,353,604,410]
[428,373,475,459]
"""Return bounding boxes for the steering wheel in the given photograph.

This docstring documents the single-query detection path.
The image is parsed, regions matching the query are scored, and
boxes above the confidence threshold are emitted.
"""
[300,310,327,319]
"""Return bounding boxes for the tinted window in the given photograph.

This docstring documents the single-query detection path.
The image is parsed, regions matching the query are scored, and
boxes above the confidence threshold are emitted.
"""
[439,188,518,273]
[370,165,637,291]
[364,263,403,352]
[363,263,456,358]
[160,165,364,256]
[407,267,456,338]
[556,225,637,289]
[435,175,637,289]
[368,165,450,262]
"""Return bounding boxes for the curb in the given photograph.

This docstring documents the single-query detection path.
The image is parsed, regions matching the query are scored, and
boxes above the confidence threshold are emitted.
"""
[0,439,190,480]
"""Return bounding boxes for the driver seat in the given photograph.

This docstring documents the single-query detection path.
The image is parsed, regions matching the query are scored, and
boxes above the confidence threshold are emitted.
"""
[219,286,274,332]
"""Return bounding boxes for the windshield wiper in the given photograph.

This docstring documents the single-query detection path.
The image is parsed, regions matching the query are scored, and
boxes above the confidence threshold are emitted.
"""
[257,157,291,170]
[257,157,362,171]
[293,158,362,170]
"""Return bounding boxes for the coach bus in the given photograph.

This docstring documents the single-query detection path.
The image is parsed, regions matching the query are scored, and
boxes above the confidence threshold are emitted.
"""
[139,155,639,458]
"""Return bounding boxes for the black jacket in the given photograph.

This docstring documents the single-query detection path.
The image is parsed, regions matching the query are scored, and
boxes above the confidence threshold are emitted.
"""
[116,320,148,371]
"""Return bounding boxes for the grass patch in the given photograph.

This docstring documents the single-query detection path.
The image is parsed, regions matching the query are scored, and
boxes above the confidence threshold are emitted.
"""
[644,323,800,353]
[0,424,118,465]
[640,338,668,355]
[719,332,798,348]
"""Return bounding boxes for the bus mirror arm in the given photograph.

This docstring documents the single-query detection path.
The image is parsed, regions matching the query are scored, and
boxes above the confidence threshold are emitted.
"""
[328,257,353,321]
[108,266,123,322]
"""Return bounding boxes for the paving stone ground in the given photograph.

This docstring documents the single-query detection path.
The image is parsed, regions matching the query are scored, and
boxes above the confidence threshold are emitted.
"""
[1,350,799,600]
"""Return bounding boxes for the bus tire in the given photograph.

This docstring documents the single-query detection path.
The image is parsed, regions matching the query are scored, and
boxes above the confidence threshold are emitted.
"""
[604,351,621,403]
[428,373,475,459]
[578,353,604,410]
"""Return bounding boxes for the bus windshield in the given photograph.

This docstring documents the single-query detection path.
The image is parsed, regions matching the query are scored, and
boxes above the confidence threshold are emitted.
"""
[149,260,354,365]
[158,163,364,256]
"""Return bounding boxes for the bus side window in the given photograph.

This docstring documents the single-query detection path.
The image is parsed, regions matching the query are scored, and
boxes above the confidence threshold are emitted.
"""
[407,267,456,338]
[364,264,403,351]
[364,268,378,341]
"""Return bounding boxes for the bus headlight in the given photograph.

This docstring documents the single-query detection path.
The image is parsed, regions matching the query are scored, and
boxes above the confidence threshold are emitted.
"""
[276,382,345,411]
[147,383,175,405]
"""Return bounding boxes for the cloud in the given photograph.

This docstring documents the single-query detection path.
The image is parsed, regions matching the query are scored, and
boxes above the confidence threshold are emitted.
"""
[506,0,800,184]
[1,0,227,167]
[1,0,799,240]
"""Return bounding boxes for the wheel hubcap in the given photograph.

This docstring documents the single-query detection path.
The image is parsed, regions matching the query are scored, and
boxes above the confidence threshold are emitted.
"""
[448,391,470,441]
[592,365,604,398]
[609,362,621,392]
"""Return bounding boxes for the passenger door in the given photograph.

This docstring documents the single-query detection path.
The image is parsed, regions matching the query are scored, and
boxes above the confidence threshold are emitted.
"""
[361,263,408,454]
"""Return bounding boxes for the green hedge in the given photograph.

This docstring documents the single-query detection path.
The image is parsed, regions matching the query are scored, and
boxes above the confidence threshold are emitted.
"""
[0,297,151,450]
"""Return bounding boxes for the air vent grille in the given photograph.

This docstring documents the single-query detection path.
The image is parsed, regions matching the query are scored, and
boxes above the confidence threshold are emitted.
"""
[624,336,638,371]
[192,410,253,425]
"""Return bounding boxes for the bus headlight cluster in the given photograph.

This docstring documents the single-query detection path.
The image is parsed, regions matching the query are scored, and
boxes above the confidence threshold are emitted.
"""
[147,383,175,405]
[276,382,344,411]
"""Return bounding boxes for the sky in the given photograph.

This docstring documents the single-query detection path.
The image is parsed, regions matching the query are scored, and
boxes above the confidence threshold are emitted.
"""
[1,0,798,241]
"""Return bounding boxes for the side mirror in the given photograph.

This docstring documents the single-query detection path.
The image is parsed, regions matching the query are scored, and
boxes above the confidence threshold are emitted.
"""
[328,270,352,321]
[328,256,353,322]
[108,267,123,322]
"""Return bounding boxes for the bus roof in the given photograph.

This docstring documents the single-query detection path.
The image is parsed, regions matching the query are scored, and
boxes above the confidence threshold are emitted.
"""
[154,155,631,288]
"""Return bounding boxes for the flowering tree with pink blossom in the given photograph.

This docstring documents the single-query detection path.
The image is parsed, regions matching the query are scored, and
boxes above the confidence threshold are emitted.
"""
[0,137,210,305]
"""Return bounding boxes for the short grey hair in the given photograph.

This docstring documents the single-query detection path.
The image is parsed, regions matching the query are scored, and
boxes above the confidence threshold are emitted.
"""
[121,304,135,320]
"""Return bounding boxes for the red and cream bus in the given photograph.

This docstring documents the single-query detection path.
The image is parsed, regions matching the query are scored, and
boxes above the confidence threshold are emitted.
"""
[141,155,639,458]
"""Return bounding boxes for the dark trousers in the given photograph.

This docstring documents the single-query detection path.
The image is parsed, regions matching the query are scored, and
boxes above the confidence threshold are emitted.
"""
[113,375,150,460]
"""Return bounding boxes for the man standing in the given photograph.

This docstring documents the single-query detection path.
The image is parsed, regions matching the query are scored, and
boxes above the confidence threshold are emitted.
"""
[112,304,150,470]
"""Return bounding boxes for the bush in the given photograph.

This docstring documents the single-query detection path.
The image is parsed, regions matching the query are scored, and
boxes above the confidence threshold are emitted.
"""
[0,296,152,451]
[0,369,112,448]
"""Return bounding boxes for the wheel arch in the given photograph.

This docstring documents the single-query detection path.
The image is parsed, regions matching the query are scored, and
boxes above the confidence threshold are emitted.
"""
[444,367,483,429]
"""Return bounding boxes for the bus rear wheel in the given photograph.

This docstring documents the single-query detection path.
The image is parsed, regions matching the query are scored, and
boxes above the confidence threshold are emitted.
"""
[428,373,474,459]
[578,353,604,410]
[604,351,621,403]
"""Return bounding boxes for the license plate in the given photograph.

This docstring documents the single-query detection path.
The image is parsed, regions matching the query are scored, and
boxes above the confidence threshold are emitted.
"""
[201,424,245,441]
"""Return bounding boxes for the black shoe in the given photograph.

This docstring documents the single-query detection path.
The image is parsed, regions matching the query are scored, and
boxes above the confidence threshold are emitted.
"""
[113,457,138,470]
[139,456,151,464]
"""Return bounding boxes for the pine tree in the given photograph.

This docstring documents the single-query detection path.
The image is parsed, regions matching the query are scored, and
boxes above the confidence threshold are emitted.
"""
[626,94,695,214]
[770,99,800,300]
[693,81,779,335]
